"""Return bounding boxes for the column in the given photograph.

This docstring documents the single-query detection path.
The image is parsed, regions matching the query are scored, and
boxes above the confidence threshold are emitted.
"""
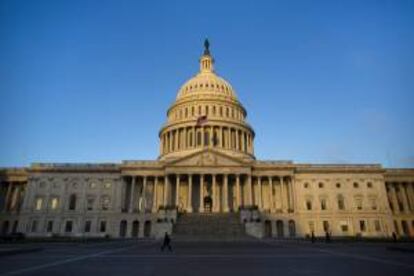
[280,176,286,212]
[219,127,223,148]
[129,177,136,213]
[290,176,296,212]
[152,177,158,212]
[236,175,241,209]
[257,177,262,210]
[183,127,188,149]
[400,183,410,214]
[248,175,253,206]
[175,174,180,208]
[192,127,196,147]
[241,132,246,152]
[187,175,193,212]
[390,184,399,213]
[175,130,179,150]
[407,183,414,212]
[163,176,168,207]
[3,182,12,211]
[236,129,240,151]
[201,128,205,147]
[224,127,231,149]
[141,176,147,212]
[268,176,274,212]
[212,174,217,212]
[199,174,204,212]
[223,174,229,212]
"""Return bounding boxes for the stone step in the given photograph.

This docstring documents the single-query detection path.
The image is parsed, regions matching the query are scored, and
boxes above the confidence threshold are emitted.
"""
[172,212,250,241]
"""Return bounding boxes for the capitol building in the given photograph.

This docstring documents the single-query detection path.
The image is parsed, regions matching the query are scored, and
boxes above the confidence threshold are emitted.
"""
[1,41,414,240]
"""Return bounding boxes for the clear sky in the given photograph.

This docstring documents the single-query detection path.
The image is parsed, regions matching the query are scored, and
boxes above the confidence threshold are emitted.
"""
[1,0,413,168]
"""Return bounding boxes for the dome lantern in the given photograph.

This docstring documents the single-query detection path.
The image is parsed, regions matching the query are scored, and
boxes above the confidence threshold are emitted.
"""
[200,39,214,73]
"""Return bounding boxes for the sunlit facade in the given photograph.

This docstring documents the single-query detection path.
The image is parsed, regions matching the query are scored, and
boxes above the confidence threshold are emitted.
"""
[1,41,414,239]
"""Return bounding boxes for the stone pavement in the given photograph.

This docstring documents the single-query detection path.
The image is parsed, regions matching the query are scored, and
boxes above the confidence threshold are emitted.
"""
[0,239,413,275]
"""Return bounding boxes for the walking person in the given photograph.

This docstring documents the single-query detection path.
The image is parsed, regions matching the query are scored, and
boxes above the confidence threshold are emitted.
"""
[161,232,173,252]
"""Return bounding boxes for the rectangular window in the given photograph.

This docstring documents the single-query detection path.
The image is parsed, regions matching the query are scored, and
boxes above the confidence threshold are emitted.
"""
[84,221,91,233]
[50,197,59,210]
[46,220,53,232]
[31,220,38,233]
[100,221,106,233]
[341,224,348,232]
[87,197,94,211]
[65,221,73,233]
[35,198,43,210]
[359,220,366,232]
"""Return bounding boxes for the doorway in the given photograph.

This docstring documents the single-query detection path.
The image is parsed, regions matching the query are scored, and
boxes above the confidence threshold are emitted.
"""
[204,196,212,212]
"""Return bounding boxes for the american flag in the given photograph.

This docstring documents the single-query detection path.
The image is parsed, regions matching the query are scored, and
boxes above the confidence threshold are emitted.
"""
[196,115,208,126]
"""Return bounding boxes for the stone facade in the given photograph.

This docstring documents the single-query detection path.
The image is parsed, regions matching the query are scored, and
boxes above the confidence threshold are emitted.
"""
[1,41,414,239]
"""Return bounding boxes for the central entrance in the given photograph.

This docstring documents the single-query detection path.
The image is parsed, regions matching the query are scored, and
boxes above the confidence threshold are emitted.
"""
[204,196,212,212]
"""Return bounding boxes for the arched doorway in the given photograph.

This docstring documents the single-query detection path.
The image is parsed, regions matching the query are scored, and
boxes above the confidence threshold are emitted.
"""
[144,221,151,238]
[264,220,272,238]
[288,220,296,237]
[276,220,284,238]
[119,220,127,238]
[131,220,139,238]
[204,196,212,213]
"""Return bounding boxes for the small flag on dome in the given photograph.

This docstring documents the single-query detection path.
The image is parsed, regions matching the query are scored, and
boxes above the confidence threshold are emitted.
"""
[196,115,208,126]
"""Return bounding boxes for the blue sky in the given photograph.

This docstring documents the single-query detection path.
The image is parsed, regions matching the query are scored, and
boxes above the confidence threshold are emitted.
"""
[1,0,413,167]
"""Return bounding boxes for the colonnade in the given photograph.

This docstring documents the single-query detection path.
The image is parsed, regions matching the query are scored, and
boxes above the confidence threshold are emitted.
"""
[160,125,253,155]
[123,174,295,214]
[1,182,25,212]
[386,182,414,214]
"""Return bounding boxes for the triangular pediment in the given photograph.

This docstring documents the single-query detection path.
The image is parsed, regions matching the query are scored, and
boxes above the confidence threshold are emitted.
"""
[166,149,249,167]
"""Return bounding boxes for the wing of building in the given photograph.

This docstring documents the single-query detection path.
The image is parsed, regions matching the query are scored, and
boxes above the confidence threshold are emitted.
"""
[1,41,414,240]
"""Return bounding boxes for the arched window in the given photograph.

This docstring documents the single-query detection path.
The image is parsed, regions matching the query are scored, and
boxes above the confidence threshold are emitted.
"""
[226,107,229,117]
[185,108,188,118]
[219,106,223,116]
[205,105,209,115]
[69,194,77,210]
[191,106,195,116]
[198,106,201,115]
[213,106,216,115]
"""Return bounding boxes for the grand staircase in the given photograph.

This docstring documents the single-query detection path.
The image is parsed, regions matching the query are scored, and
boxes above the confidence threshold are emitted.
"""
[173,212,251,241]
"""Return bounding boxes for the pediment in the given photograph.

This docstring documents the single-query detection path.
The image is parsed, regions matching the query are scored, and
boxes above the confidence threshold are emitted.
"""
[166,149,248,167]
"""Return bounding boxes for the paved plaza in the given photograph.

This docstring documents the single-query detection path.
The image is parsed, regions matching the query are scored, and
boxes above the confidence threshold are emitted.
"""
[0,239,413,275]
